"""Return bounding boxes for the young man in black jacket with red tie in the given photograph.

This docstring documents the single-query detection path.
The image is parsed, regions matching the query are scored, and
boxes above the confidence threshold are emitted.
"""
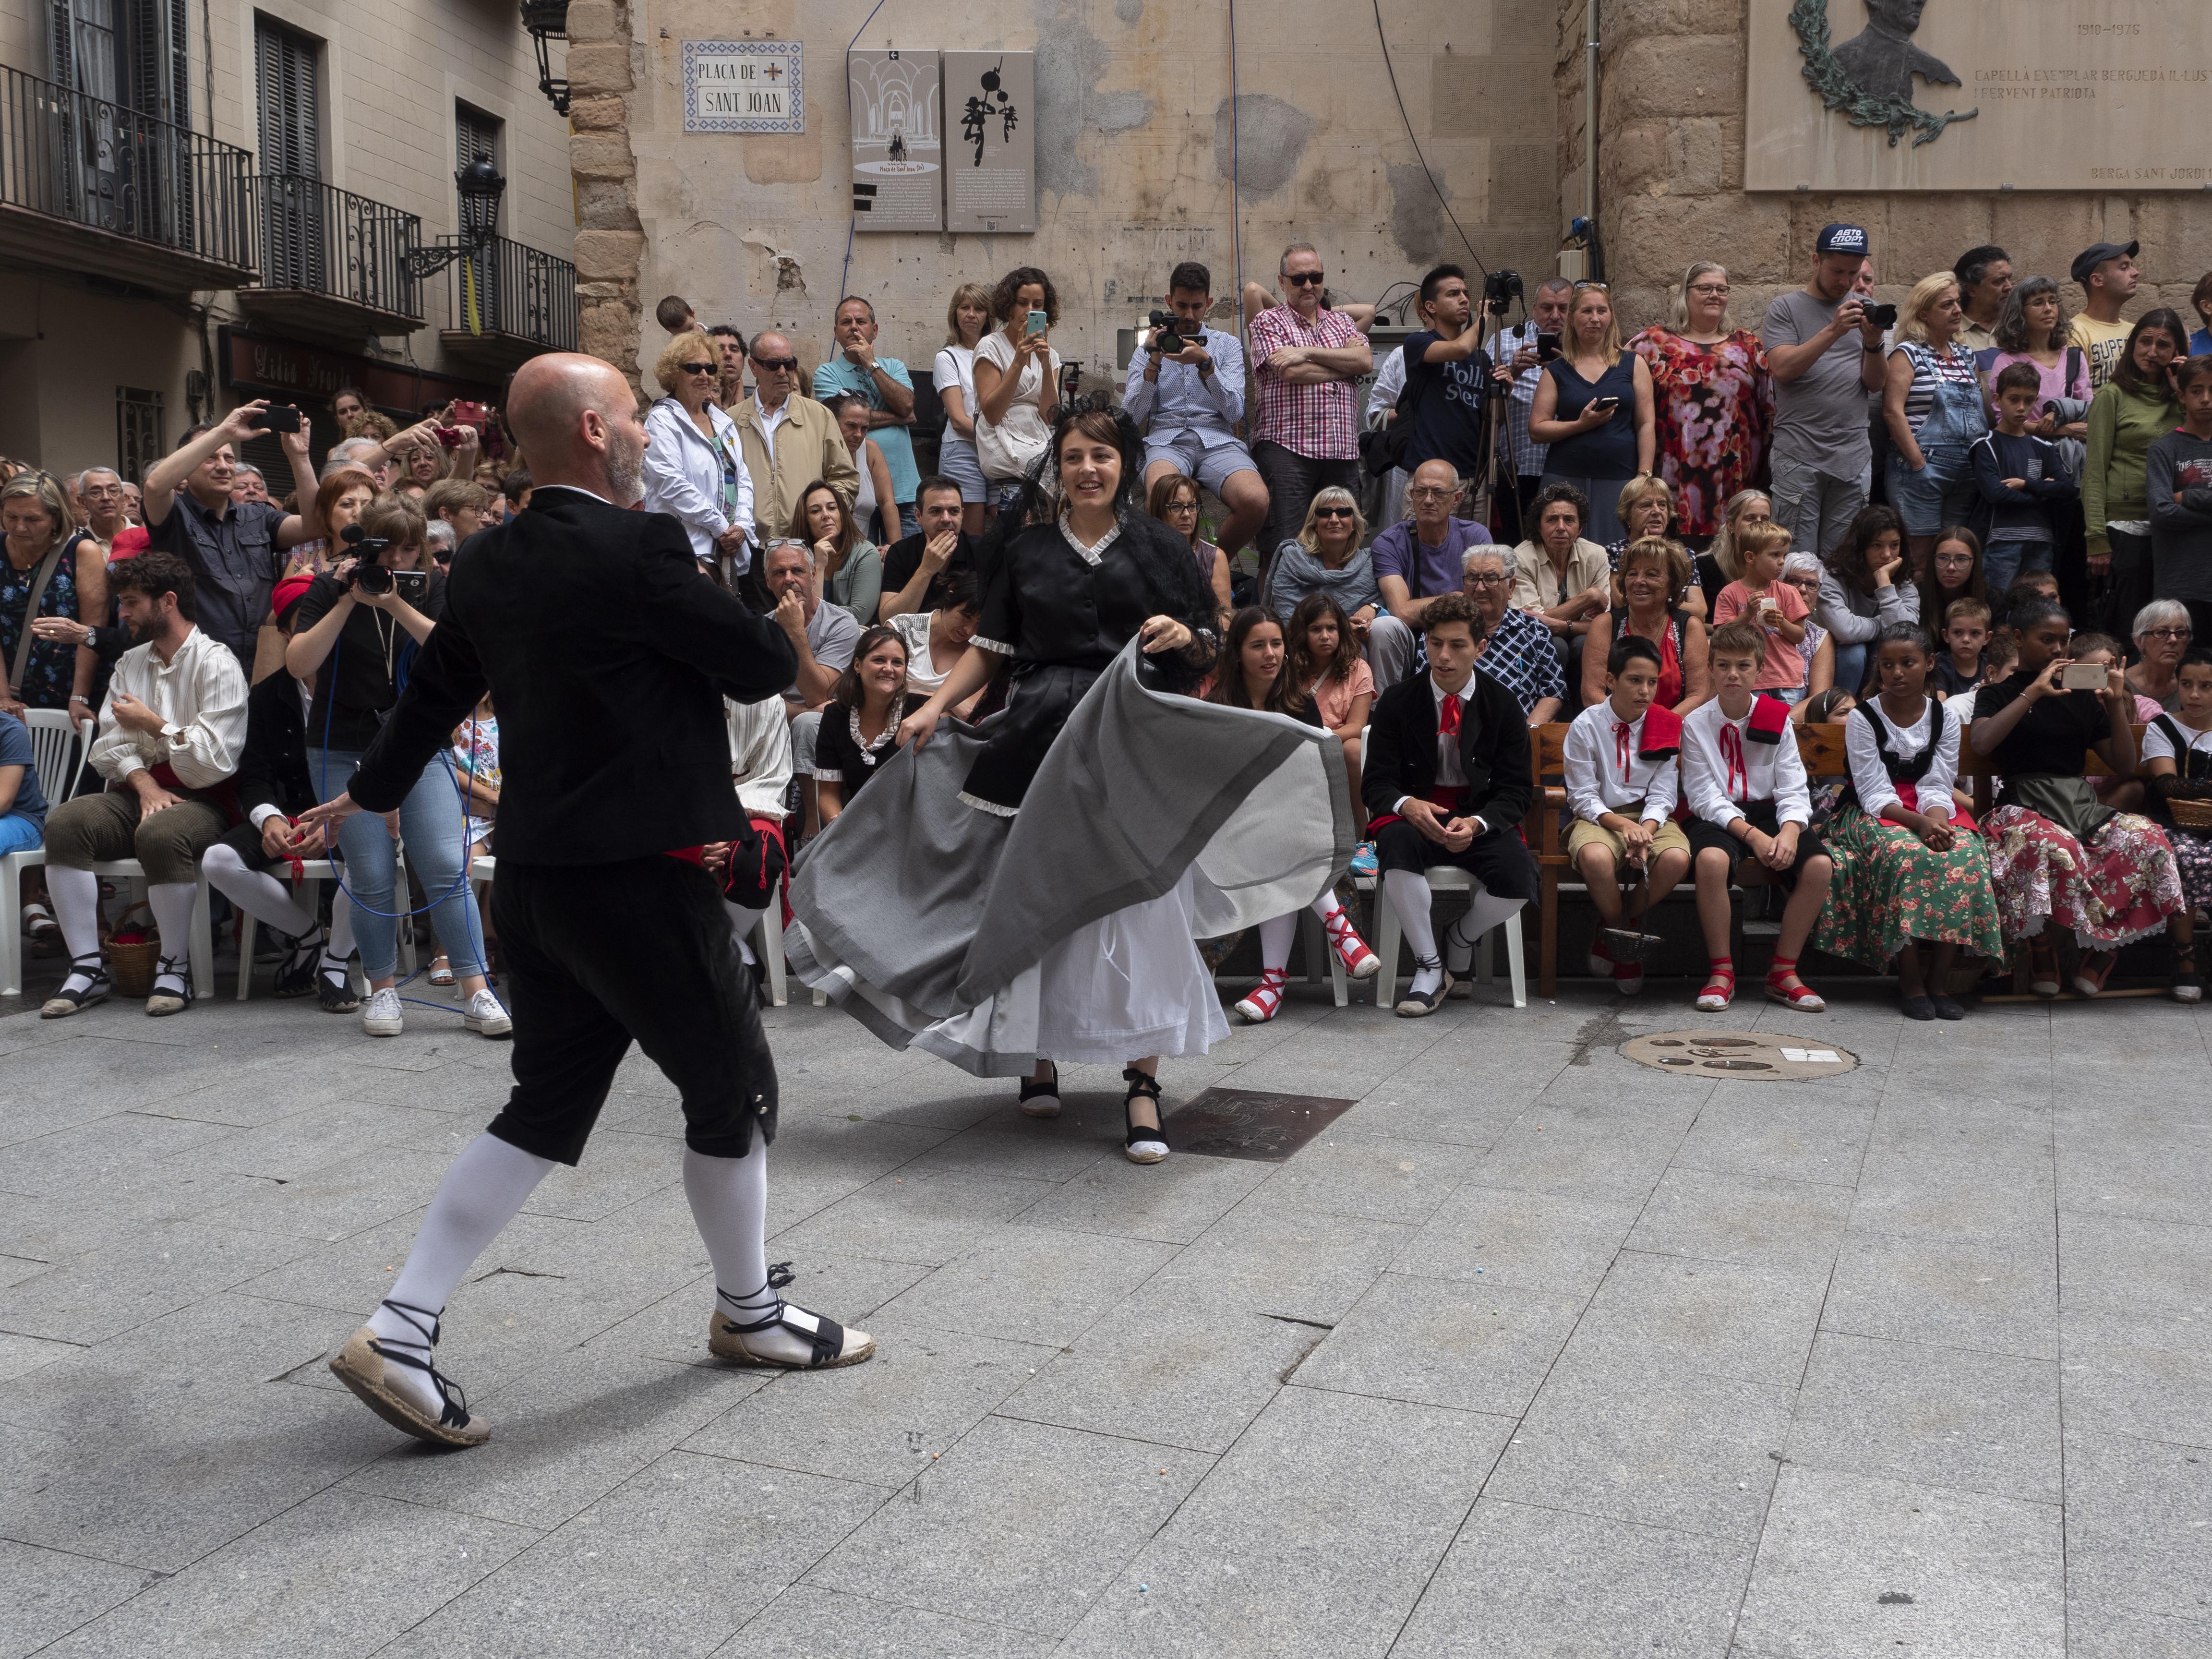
[1362,591,1540,1016]
[303,353,875,1449]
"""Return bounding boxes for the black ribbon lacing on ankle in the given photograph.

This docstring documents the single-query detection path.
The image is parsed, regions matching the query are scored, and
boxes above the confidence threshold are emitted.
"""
[369,1298,473,1428]
[715,1263,840,1362]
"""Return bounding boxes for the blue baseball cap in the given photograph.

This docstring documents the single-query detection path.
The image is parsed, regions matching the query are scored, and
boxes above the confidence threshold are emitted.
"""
[1816,223,1870,257]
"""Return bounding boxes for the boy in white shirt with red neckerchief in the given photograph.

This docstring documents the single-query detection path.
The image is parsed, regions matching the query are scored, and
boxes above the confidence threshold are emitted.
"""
[1564,635,1691,994]
[1682,617,1835,1012]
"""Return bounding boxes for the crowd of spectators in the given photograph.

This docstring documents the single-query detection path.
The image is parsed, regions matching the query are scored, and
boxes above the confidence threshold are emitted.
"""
[7,227,2212,1031]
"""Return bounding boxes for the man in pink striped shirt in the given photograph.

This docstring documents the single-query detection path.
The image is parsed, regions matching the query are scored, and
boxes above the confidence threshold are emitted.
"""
[1248,242,1373,575]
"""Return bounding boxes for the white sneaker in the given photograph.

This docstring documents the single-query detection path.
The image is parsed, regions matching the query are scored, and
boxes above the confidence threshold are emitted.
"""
[361,986,404,1037]
[463,987,512,1037]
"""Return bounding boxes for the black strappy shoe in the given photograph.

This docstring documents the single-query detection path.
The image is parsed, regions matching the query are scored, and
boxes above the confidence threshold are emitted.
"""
[39,951,109,1019]
[1122,1067,1169,1165]
[1394,954,1454,1018]
[1018,1060,1062,1118]
[707,1263,876,1369]
[328,1298,491,1447]
[145,952,192,1017]
[272,926,325,999]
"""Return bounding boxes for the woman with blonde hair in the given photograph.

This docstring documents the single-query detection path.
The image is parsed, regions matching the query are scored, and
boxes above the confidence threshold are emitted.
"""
[1260,485,1381,640]
[0,470,103,722]
[1883,272,1989,577]
[1692,487,1771,615]
[1530,281,1656,546]
[933,281,996,534]
[641,327,754,570]
[1629,262,1773,547]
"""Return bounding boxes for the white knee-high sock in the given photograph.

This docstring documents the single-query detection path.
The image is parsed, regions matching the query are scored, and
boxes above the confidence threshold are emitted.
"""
[685,1143,820,1365]
[1444,891,1527,974]
[367,1133,555,1414]
[1258,912,1298,974]
[1384,868,1443,996]
[322,902,354,971]
[146,882,197,990]
[723,901,764,967]
[204,843,318,936]
[47,865,102,970]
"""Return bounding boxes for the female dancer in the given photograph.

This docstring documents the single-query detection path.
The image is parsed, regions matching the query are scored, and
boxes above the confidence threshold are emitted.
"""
[788,398,1350,1164]
[1204,606,1379,1022]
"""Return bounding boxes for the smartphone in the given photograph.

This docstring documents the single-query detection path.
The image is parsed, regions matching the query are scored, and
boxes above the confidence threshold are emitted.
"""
[1025,309,1048,337]
[2059,661,2107,691]
[248,405,302,433]
[1588,396,1620,416]
[1535,332,1562,362]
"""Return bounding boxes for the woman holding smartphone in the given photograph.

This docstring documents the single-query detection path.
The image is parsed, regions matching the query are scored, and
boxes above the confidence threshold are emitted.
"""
[1530,281,1656,547]
[972,266,1064,517]
[287,496,506,1040]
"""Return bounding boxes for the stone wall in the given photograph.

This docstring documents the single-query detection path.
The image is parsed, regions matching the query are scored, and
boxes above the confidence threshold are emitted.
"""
[587,0,1564,394]
[1562,0,2212,335]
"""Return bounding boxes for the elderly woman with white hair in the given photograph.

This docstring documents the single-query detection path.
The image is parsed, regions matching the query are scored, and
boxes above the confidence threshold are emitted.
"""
[643,329,756,575]
[1883,271,1991,577]
[1629,262,1774,548]
[2129,599,2192,712]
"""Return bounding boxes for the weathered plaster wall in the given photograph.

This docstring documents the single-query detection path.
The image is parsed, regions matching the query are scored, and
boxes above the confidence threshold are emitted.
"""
[1562,0,2212,336]
[586,0,1565,389]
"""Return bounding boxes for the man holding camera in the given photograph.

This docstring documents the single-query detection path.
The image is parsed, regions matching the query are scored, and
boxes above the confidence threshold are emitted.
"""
[1123,260,1267,564]
[1489,278,1575,544]
[1763,223,1889,558]
[143,401,323,670]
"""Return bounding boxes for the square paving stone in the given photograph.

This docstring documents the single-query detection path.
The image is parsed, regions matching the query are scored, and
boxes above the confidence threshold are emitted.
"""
[1390,1498,1754,1659]
[1054,1386,1511,1659]
[869,1225,1178,1349]
[1822,1233,2058,1360]
[1469,1118,1684,1205]
[1147,1201,1415,1326]
[409,1450,884,1659]
[2062,1429,2212,1625]
[1009,1149,1272,1245]
[1292,1271,1581,1418]
[1732,1466,2064,1659]
[1563,1250,1830,1390]
[1484,1354,1795,1541]
[806,1414,1210,1638]
[2057,1211,2212,1319]
[684,1324,1058,1488]
[1785,1332,2062,1503]
[0,1538,160,1659]
[1671,1094,1875,1187]
[1391,1184,1638,1298]
[1261,1130,1482,1225]
[767,1167,1064,1268]
[719,1585,1054,1658]
[995,1277,1315,1455]
[1848,1154,2057,1250]
[2059,1306,2212,1449]
[0,1219,318,1346]
[35,1491,533,1659]
[1625,1167,1855,1271]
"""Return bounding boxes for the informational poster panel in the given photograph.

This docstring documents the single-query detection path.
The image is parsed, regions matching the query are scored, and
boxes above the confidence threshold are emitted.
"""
[941,51,1036,234]
[1747,0,2207,191]
[848,49,943,231]
[682,40,805,134]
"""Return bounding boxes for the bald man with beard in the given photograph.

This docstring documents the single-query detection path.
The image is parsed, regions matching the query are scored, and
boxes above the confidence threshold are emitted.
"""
[302,353,876,1450]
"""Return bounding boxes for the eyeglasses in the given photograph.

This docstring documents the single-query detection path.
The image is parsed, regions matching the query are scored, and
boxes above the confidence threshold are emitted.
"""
[1284,271,1327,288]
[680,361,716,376]
[1313,506,1356,519]
[1687,283,1731,297]
[1165,500,1199,514]
[1407,487,1459,502]
[752,356,799,372]
[2142,627,2192,640]
[1464,572,1511,586]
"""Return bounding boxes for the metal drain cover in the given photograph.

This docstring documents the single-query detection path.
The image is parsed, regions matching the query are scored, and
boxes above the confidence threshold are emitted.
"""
[1620,1029,1859,1080]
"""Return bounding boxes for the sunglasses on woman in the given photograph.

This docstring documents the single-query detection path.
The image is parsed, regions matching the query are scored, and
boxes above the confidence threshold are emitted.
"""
[1314,506,1355,519]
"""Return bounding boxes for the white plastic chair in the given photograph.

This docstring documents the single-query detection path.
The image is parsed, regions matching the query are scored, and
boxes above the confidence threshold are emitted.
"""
[756,904,788,1008]
[1372,868,1528,1010]
[236,849,416,1000]
[23,710,92,805]
[0,851,213,999]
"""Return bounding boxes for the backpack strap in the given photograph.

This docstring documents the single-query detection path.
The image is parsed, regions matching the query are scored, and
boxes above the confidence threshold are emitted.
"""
[6,535,72,698]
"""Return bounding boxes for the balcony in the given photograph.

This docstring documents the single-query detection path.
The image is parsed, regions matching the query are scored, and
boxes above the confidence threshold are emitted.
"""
[239,173,422,340]
[436,234,577,372]
[0,63,255,291]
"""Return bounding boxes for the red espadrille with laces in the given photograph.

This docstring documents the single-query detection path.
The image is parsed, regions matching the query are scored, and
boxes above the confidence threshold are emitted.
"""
[1696,958,1735,1012]
[1236,967,1288,1023]
[1764,956,1827,1011]
[1322,908,1381,980]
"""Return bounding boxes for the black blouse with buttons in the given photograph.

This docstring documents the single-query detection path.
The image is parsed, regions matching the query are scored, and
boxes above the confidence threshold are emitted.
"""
[974,514,1199,672]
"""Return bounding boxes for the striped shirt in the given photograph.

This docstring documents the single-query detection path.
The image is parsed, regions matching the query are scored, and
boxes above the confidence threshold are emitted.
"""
[1894,341,1982,436]
[1248,304,1364,460]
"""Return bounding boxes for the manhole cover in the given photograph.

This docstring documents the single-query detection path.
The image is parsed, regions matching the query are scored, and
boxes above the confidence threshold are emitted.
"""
[1162,1087,1358,1161]
[1619,1030,1858,1080]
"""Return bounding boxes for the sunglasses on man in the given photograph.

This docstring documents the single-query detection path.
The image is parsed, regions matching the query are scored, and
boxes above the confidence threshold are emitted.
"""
[1283,271,1326,288]
[752,355,800,372]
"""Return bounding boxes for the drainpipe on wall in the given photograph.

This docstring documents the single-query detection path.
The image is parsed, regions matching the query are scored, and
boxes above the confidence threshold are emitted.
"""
[1585,0,1600,280]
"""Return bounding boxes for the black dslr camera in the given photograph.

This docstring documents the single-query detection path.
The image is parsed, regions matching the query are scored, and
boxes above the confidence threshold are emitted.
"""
[1483,269,1524,316]
[339,525,426,603]
[1147,310,1192,354]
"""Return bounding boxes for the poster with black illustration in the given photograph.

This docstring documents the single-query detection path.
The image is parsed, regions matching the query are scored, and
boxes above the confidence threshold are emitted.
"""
[941,51,1036,234]
[849,49,942,232]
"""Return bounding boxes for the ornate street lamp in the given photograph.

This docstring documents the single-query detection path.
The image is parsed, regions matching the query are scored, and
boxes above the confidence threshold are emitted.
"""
[521,0,571,117]
[407,158,507,277]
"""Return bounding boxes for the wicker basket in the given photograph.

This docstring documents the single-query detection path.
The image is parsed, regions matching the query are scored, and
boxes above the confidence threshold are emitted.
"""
[105,903,160,997]
[2168,797,2212,832]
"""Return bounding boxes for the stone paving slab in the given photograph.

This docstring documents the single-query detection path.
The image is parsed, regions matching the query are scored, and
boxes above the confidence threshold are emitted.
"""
[2,978,2209,1654]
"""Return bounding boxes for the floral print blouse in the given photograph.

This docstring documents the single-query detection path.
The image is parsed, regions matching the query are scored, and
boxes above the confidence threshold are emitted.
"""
[1629,327,1774,538]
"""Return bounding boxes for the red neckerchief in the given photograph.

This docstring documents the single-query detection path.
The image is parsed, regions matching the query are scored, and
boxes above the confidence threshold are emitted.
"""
[1719,724,1748,800]
[1439,689,1462,737]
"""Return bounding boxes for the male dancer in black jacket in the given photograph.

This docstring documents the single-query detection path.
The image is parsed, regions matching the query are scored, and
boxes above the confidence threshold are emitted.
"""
[303,353,873,1448]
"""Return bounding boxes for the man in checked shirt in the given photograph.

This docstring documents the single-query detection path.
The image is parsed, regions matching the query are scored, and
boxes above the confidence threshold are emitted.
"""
[1247,243,1373,582]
